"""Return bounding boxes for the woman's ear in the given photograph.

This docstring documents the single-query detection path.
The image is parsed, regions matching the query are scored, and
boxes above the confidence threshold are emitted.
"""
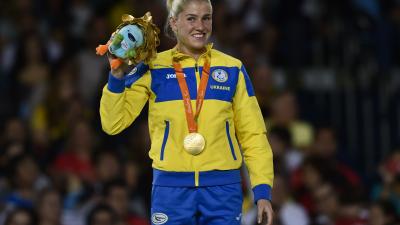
[169,17,178,33]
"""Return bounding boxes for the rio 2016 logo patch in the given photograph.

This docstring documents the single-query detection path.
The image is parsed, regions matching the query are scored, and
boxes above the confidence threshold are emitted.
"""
[212,69,228,83]
[151,213,168,224]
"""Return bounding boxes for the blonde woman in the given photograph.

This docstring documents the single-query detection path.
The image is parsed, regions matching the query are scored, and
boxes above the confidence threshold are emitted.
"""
[100,0,274,224]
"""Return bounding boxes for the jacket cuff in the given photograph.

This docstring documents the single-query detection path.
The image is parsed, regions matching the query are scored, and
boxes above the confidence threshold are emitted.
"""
[253,184,272,203]
[107,72,125,93]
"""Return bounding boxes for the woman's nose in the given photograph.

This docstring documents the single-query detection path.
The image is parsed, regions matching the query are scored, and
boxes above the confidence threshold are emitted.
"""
[194,19,205,30]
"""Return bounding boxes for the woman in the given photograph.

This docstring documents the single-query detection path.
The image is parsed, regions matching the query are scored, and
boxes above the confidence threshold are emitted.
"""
[100,0,274,224]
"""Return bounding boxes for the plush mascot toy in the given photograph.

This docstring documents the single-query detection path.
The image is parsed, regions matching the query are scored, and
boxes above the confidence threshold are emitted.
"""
[96,12,160,69]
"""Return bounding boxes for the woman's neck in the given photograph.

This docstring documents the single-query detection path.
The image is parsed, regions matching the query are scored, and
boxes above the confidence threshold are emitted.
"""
[176,44,206,60]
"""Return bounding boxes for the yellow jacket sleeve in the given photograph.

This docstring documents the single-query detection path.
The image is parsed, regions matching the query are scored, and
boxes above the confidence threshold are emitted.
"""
[232,64,274,202]
[100,64,151,135]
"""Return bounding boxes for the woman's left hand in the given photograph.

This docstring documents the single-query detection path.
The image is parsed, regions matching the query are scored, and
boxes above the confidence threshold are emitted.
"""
[257,199,273,225]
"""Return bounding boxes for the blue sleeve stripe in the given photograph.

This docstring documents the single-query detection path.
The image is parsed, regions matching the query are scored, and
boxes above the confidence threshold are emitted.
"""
[252,184,272,203]
[125,63,150,88]
[240,65,255,97]
[107,72,126,93]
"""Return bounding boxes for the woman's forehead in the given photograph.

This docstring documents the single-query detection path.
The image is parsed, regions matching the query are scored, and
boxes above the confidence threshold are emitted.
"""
[181,1,212,15]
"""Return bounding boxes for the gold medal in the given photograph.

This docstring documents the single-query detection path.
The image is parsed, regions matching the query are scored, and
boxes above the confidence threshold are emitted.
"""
[183,133,205,155]
[173,58,210,156]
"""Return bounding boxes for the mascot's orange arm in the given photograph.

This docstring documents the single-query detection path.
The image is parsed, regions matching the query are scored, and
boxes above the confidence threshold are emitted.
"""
[96,44,109,56]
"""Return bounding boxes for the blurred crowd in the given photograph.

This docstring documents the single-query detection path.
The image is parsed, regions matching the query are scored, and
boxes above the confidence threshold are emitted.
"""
[1,0,400,224]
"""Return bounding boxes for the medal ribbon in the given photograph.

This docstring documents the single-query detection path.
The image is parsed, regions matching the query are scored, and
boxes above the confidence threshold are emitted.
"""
[173,59,210,133]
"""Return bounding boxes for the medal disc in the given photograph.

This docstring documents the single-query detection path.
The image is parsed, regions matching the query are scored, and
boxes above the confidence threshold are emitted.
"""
[183,133,205,155]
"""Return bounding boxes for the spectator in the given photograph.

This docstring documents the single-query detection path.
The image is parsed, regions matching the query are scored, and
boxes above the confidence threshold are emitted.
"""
[4,208,38,225]
[75,16,109,106]
[86,204,117,225]
[52,120,96,184]
[313,183,367,225]
[37,188,63,225]
[371,151,400,213]
[268,125,304,175]
[4,153,49,210]
[368,200,399,225]
[272,174,309,225]
[31,61,86,144]
[311,126,362,191]
[1,118,27,145]
[290,156,337,216]
[92,150,121,194]
[123,160,148,218]
[267,91,314,150]
[251,62,278,115]
[14,33,49,120]
[313,183,341,225]
[103,180,148,225]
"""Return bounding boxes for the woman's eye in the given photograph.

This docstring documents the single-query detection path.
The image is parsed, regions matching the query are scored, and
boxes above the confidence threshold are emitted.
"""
[188,17,195,21]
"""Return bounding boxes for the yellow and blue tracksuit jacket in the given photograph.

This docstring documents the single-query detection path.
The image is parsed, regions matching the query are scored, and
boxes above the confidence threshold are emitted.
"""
[100,44,274,202]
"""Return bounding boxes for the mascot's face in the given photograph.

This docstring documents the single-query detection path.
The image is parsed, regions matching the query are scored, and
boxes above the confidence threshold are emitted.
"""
[170,0,212,56]
[120,25,144,49]
[109,24,144,58]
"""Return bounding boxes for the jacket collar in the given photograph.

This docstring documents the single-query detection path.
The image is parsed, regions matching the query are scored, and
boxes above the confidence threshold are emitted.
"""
[171,43,213,61]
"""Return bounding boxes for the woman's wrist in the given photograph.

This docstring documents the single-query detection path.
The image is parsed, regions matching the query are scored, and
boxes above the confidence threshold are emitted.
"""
[111,69,125,79]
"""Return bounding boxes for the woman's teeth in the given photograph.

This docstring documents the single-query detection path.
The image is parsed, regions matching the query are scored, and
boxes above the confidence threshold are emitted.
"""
[193,34,204,38]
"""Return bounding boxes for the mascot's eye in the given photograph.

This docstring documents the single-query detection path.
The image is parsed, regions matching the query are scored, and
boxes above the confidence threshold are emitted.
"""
[128,33,136,42]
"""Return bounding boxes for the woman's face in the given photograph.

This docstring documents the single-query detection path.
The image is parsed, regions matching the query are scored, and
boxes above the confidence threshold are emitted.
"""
[170,0,212,55]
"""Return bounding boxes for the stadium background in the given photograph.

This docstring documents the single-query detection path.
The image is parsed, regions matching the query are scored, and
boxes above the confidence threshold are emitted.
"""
[0,0,400,224]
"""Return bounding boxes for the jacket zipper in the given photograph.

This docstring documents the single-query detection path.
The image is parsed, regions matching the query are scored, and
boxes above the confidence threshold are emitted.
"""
[225,121,237,160]
[160,120,170,161]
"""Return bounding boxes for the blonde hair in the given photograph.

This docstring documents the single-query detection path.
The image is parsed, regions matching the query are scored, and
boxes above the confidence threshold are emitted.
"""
[167,0,212,17]
[164,0,212,38]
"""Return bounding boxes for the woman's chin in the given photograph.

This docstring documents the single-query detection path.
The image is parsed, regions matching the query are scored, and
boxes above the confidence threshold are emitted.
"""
[189,43,208,52]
